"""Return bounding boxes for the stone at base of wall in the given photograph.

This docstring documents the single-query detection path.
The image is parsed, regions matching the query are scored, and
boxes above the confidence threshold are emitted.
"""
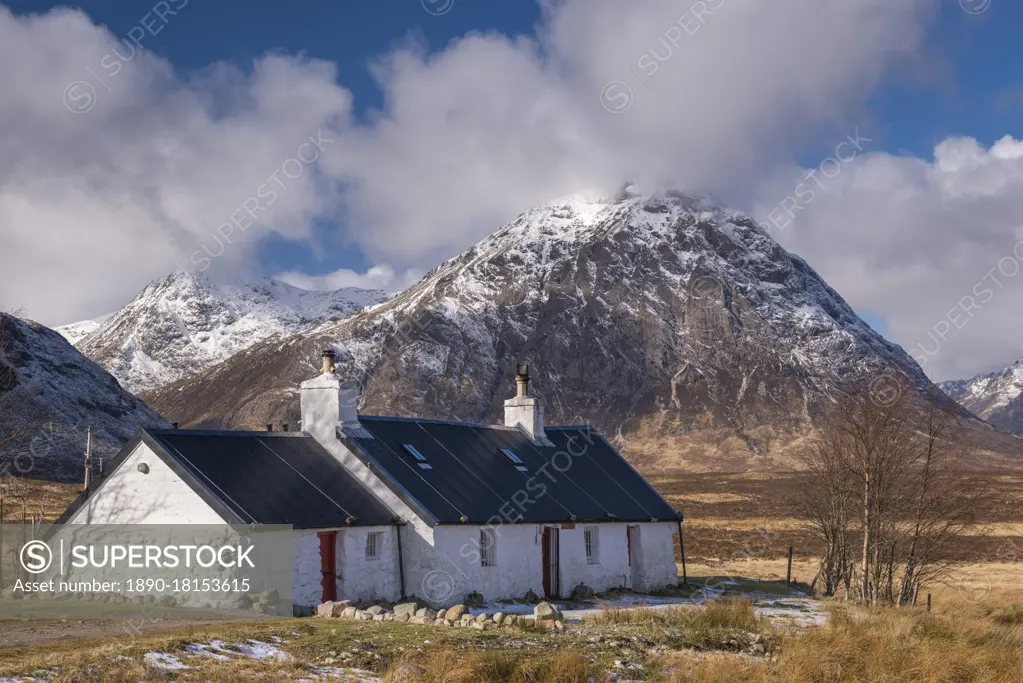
[314,600,556,631]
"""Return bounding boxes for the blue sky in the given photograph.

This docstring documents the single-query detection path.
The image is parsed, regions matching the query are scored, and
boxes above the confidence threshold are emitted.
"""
[3,0,1023,381]
[4,0,1016,288]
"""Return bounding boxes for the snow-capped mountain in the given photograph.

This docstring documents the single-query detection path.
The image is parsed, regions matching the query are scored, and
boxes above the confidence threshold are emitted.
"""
[77,271,390,395]
[56,318,104,345]
[941,360,1023,436]
[0,313,168,481]
[146,190,970,469]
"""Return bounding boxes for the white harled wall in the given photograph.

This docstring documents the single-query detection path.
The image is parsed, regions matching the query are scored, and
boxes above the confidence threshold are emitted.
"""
[66,443,227,525]
[419,521,679,604]
[293,526,403,608]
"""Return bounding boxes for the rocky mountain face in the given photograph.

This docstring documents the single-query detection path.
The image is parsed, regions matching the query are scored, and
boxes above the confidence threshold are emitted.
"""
[146,191,968,470]
[76,271,389,395]
[941,361,1023,436]
[0,313,168,481]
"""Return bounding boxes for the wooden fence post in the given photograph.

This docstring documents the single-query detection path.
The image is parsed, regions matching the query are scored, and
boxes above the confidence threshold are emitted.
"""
[786,546,793,585]
[677,517,687,585]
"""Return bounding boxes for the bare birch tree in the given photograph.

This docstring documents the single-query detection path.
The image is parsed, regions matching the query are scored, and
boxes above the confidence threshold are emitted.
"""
[801,373,983,605]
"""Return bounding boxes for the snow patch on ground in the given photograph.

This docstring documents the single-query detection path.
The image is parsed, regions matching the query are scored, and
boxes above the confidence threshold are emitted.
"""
[143,651,190,670]
[473,591,827,629]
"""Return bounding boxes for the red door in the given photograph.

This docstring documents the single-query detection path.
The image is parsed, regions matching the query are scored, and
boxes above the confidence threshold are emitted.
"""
[541,527,560,599]
[318,531,337,603]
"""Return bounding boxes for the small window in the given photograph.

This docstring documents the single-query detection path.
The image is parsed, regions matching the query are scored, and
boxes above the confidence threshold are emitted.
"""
[479,529,495,567]
[403,444,427,461]
[403,444,432,468]
[500,448,528,472]
[365,531,381,560]
[584,526,599,565]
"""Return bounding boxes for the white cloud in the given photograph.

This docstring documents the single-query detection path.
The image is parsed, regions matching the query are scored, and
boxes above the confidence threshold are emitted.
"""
[6,0,976,387]
[760,136,1023,382]
[0,6,354,326]
[275,265,422,295]
[326,0,938,267]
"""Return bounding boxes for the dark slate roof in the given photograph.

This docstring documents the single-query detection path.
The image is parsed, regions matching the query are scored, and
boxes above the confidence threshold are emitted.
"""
[341,417,680,525]
[98,429,396,529]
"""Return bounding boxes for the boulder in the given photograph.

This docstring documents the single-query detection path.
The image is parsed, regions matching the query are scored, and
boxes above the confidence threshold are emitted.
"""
[316,602,336,618]
[471,621,488,631]
[534,601,563,621]
[521,616,537,628]
[365,605,385,616]
[393,601,423,618]
[436,608,448,620]
[570,583,595,601]
[395,613,411,623]
[504,615,518,627]
[474,613,488,623]
[492,612,505,625]
[415,607,438,620]
[523,589,541,604]
[446,604,468,620]
[355,610,373,621]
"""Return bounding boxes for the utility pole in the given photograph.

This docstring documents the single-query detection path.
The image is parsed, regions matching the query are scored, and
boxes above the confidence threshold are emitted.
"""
[83,426,93,492]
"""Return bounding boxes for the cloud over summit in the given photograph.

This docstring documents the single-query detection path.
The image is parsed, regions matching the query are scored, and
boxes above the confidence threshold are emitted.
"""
[10,0,1022,381]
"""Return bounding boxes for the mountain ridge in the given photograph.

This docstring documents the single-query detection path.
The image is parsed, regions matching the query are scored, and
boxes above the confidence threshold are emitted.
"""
[76,271,390,394]
[0,312,168,481]
[143,190,996,471]
[941,360,1023,437]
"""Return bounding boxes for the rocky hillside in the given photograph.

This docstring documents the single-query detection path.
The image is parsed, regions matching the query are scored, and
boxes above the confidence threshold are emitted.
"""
[145,190,986,471]
[941,361,1023,436]
[77,271,389,394]
[0,313,168,481]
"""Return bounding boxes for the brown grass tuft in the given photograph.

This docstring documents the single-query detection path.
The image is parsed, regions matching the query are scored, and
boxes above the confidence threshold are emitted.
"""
[385,649,601,683]
[666,602,1023,683]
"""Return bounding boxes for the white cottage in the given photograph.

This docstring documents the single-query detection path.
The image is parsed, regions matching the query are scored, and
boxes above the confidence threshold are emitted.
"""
[58,354,684,611]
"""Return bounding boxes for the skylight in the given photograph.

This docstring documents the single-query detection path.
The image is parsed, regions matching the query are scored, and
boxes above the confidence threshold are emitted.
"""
[402,444,430,469]
[500,448,528,472]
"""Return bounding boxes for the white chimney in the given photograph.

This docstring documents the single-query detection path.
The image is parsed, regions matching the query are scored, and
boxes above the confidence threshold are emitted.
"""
[504,363,551,445]
[300,349,360,440]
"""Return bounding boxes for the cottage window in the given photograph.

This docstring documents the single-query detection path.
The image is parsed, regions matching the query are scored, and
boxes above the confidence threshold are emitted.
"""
[584,526,599,564]
[402,444,432,469]
[365,531,381,560]
[479,529,495,567]
[500,448,529,472]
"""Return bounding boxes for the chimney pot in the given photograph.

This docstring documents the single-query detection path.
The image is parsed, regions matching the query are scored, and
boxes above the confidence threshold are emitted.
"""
[504,362,549,444]
[266,424,273,432]
[172,422,179,429]
[282,423,289,432]
[515,363,530,398]
[301,350,362,442]
[322,348,336,374]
